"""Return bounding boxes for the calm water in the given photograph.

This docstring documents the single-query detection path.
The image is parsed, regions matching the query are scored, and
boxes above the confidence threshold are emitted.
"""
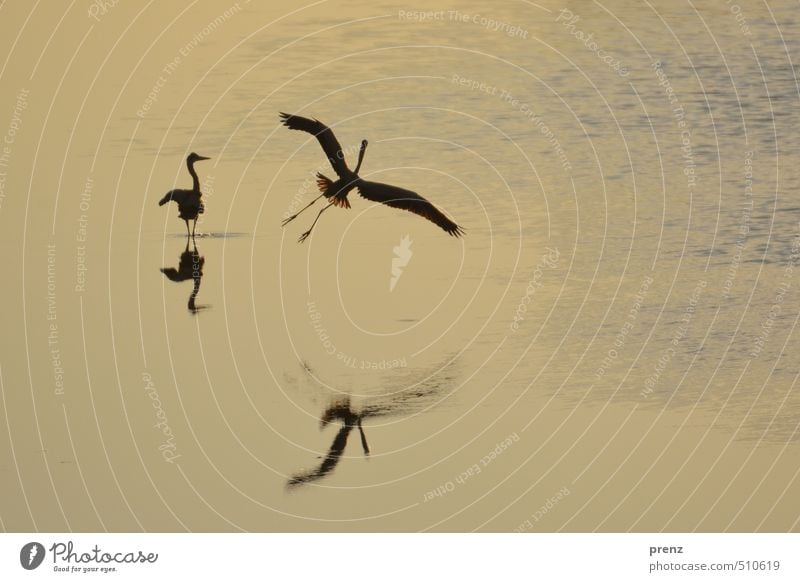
[1,0,799,532]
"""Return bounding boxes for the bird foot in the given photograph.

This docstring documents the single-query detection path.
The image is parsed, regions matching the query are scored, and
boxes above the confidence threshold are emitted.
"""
[297,230,312,243]
[281,215,297,227]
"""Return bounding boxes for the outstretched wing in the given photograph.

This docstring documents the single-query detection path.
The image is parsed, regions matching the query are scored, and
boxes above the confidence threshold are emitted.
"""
[279,112,349,178]
[158,191,177,206]
[160,267,183,282]
[357,180,464,237]
[159,189,200,208]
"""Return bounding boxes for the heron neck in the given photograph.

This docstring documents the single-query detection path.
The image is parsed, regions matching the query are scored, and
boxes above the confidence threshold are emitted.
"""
[354,148,366,174]
[187,160,201,192]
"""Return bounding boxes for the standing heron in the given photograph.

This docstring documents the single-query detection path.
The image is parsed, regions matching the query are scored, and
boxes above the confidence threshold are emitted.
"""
[158,152,210,237]
[279,112,464,242]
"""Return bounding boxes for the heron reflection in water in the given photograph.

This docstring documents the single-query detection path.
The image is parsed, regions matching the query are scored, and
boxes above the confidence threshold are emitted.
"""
[286,370,453,488]
[287,397,370,488]
[160,238,207,313]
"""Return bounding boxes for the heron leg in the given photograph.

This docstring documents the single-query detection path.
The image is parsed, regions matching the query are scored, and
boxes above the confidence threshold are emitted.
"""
[282,194,324,226]
[357,418,370,456]
[184,219,191,237]
[191,218,197,238]
[298,202,333,243]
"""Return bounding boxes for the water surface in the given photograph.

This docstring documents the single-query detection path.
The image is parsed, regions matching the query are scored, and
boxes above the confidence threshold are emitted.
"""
[1,0,799,532]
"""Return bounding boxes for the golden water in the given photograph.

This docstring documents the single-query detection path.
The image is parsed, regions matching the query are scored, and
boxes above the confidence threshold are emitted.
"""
[1,0,799,531]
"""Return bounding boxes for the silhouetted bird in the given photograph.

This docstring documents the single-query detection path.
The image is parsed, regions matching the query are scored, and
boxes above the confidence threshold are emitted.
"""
[160,239,207,313]
[287,398,370,488]
[158,152,210,237]
[279,112,464,242]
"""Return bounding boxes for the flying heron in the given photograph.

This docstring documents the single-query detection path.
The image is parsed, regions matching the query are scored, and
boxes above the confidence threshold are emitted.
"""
[279,113,464,243]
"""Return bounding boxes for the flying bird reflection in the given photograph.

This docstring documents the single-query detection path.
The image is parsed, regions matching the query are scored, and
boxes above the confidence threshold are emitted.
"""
[279,112,464,242]
[287,398,370,488]
[286,364,456,489]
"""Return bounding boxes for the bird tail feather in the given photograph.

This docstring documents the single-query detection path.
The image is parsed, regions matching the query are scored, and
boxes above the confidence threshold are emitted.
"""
[316,173,332,193]
[316,173,350,208]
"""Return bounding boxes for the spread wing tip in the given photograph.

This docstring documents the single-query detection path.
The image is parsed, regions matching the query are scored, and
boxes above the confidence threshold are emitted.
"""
[279,111,320,125]
[443,223,465,237]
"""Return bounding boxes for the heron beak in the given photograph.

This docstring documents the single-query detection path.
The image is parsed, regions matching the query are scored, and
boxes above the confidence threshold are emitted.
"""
[197,155,211,161]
